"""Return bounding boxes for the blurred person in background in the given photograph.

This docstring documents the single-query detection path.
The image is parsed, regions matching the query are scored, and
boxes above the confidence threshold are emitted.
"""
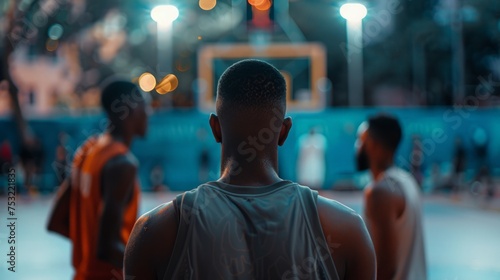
[430,162,443,191]
[150,163,167,192]
[0,139,13,174]
[471,127,494,200]
[410,135,424,189]
[0,77,44,194]
[356,114,427,280]
[19,137,44,194]
[0,139,13,195]
[297,127,327,189]
[124,59,375,280]
[53,132,70,184]
[452,137,466,198]
[47,79,150,280]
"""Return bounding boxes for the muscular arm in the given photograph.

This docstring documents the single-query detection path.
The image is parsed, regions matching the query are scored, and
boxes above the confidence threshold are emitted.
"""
[47,178,71,238]
[318,196,376,280]
[364,184,405,280]
[96,155,136,268]
[124,201,178,279]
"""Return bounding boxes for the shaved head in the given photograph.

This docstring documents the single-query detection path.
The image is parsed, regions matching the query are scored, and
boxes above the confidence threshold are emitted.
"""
[209,59,293,184]
[216,59,287,116]
[100,79,150,137]
[367,114,402,153]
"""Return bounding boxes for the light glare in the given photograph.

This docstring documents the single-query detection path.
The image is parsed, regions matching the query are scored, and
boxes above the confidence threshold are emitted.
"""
[151,5,179,24]
[254,0,272,11]
[48,24,64,40]
[340,3,367,21]
[199,0,217,11]
[139,73,157,92]
[248,0,266,6]
[156,74,179,94]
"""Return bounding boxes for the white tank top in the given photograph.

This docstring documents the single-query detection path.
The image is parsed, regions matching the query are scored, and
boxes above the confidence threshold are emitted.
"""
[164,181,340,280]
[374,167,427,280]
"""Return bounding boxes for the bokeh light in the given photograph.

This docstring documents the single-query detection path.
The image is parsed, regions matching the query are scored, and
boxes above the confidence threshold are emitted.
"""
[138,73,157,92]
[340,3,368,21]
[48,24,64,40]
[176,59,191,72]
[151,5,179,24]
[199,0,217,11]
[46,39,59,52]
[317,77,332,93]
[248,0,266,6]
[33,11,47,27]
[254,0,272,11]
[156,74,179,94]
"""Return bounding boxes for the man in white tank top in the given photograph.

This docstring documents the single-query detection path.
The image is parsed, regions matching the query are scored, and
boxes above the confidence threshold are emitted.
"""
[355,114,427,280]
[124,60,376,280]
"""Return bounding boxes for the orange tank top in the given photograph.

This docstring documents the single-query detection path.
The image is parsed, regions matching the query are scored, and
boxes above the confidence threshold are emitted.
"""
[69,134,140,280]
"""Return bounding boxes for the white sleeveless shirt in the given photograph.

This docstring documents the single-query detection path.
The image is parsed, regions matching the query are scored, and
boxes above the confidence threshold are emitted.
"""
[368,167,427,280]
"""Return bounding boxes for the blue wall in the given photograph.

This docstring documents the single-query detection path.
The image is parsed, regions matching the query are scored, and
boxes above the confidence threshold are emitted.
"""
[1,108,499,191]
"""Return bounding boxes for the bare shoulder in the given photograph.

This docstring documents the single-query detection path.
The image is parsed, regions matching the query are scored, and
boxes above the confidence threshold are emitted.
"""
[127,201,178,255]
[366,177,404,200]
[124,201,178,278]
[103,153,137,174]
[100,154,137,201]
[317,196,376,279]
[317,196,367,238]
[364,178,405,218]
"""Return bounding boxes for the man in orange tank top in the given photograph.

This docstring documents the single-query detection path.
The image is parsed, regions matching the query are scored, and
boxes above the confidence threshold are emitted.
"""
[48,79,150,280]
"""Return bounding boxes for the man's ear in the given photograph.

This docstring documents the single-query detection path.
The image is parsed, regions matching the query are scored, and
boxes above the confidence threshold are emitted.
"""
[209,114,222,143]
[278,117,292,146]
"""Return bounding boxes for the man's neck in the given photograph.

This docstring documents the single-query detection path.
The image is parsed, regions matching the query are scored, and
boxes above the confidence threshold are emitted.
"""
[370,159,394,182]
[218,153,281,186]
[108,128,133,148]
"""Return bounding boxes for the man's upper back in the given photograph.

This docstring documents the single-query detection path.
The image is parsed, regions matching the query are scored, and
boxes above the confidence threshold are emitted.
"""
[124,181,375,280]
[166,181,338,280]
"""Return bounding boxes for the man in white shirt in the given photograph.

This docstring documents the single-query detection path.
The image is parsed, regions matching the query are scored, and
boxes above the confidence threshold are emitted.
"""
[297,128,327,189]
[356,114,427,280]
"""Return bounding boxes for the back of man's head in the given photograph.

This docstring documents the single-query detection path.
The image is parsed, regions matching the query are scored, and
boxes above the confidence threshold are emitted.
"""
[212,59,290,150]
[367,114,402,153]
[216,59,286,116]
[101,79,143,122]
